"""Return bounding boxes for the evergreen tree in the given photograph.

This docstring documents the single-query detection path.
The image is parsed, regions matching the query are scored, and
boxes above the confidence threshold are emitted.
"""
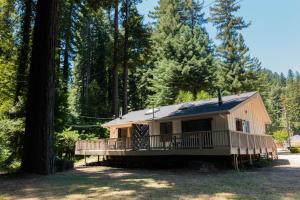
[122,5,151,111]
[149,0,215,106]
[210,0,259,94]
[22,0,58,175]
[70,3,112,135]
[15,0,33,104]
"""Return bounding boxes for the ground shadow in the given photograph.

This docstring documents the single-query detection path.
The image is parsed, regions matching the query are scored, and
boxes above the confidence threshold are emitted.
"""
[0,157,300,200]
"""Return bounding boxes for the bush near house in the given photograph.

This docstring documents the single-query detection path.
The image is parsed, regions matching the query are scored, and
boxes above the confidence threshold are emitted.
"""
[55,129,79,171]
[272,130,289,145]
[289,147,300,153]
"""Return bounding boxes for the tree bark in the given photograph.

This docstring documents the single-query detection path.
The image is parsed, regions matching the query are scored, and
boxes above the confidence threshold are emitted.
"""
[15,0,33,103]
[122,0,129,114]
[22,0,58,175]
[62,0,73,92]
[112,0,119,117]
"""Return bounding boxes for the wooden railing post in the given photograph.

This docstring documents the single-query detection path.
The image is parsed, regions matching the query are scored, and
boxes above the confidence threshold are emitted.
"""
[228,130,232,149]
[246,134,249,154]
[238,132,241,154]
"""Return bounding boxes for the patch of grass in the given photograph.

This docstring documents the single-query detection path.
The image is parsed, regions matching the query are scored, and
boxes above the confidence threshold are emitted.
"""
[75,155,102,167]
[1,154,300,200]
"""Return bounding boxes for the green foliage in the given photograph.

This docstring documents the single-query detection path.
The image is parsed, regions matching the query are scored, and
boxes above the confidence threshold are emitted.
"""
[175,90,212,103]
[210,0,259,94]
[55,158,74,172]
[289,147,300,153]
[149,0,215,106]
[272,130,288,144]
[55,129,79,160]
[0,116,24,171]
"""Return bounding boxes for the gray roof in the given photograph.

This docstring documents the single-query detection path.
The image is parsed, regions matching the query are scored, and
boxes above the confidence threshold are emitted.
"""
[103,91,257,127]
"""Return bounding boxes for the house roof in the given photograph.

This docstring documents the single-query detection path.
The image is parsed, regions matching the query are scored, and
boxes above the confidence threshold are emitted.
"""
[103,91,258,127]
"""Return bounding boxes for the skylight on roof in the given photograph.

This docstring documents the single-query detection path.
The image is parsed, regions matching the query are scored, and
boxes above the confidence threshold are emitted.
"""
[178,103,194,110]
[145,108,160,115]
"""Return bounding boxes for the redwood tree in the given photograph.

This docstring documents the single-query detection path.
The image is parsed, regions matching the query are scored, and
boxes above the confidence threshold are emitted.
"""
[22,0,58,175]
[15,0,33,103]
[112,0,119,117]
[122,0,129,114]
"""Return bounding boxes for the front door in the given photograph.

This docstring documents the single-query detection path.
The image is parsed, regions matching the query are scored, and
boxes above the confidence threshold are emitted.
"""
[132,124,150,150]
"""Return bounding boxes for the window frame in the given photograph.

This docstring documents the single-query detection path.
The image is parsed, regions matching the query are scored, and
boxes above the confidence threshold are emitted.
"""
[160,122,173,135]
[235,118,250,133]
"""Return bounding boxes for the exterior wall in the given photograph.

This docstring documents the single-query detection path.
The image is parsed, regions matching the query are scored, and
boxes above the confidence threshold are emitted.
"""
[109,125,132,138]
[227,95,269,135]
[110,127,118,138]
[150,114,228,135]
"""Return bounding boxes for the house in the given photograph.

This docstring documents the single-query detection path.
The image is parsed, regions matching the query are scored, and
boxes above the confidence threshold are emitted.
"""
[75,91,277,165]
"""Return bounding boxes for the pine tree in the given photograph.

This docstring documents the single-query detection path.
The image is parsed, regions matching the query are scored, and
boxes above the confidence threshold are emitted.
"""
[112,0,120,117]
[122,4,151,111]
[149,0,215,105]
[210,0,258,94]
[71,3,112,122]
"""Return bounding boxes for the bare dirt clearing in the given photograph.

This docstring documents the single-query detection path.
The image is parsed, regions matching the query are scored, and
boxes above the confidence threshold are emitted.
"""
[1,152,300,200]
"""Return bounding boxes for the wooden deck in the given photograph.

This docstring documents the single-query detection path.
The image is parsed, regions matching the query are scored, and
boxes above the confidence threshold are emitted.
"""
[75,130,277,157]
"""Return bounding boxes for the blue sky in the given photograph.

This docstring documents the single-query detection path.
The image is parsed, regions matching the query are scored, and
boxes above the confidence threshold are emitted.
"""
[137,0,300,74]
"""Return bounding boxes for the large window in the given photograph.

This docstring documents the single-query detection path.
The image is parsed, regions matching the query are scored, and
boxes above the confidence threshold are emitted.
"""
[182,119,212,132]
[118,128,128,138]
[235,119,250,133]
[160,122,172,135]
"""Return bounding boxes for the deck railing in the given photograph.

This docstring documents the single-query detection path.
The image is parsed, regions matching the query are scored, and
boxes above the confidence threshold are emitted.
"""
[75,130,276,155]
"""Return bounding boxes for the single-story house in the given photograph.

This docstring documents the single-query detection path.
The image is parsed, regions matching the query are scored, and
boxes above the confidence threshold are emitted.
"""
[75,91,277,160]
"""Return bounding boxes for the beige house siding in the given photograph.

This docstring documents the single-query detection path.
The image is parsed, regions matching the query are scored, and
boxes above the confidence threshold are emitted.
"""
[148,114,228,135]
[110,127,118,138]
[227,95,269,135]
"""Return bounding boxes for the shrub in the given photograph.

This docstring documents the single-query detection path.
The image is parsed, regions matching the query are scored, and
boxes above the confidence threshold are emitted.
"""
[289,147,300,153]
[0,117,24,171]
[55,129,79,160]
[272,130,289,145]
[55,158,74,172]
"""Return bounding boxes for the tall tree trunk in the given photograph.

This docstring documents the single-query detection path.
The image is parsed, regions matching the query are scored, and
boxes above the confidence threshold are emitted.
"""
[62,0,73,92]
[22,0,58,175]
[112,0,119,117]
[15,0,33,103]
[122,0,129,114]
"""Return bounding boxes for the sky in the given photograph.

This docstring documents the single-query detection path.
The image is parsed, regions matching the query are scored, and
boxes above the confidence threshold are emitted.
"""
[137,0,300,74]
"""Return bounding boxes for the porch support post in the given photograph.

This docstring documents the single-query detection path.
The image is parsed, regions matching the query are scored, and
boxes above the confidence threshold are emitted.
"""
[249,154,253,165]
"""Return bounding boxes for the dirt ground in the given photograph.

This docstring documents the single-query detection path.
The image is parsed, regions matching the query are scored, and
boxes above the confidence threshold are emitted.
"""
[1,151,300,200]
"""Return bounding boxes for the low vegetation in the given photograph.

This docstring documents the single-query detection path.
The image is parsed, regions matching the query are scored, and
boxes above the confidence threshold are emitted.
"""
[272,129,289,145]
[289,147,300,153]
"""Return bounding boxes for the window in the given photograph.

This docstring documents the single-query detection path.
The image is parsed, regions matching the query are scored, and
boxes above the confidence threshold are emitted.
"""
[160,122,172,135]
[244,121,250,133]
[182,119,212,132]
[118,128,128,138]
[235,119,250,133]
[236,119,243,132]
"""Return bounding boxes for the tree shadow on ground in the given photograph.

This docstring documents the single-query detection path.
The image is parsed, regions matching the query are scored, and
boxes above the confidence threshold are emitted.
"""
[0,159,300,200]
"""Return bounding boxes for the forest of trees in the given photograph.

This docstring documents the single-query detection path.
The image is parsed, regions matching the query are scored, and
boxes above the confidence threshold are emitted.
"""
[0,0,299,174]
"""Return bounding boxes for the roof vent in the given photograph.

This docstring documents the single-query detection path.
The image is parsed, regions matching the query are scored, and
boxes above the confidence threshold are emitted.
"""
[145,108,160,115]
[179,103,194,110]
[218,88,223,106]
